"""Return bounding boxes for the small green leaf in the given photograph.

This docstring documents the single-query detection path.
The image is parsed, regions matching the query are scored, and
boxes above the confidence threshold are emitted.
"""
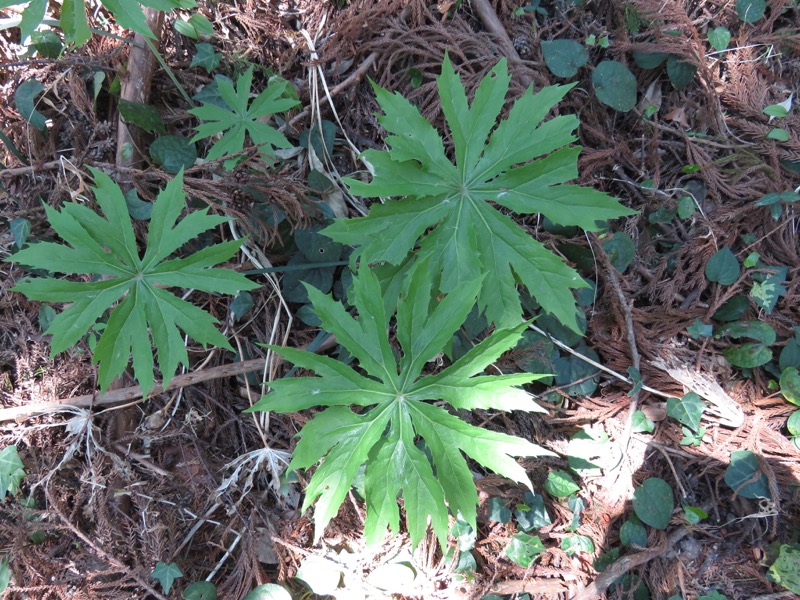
[708,27,731,51]
[183,581,217,600]
[31,30,63,58]
[719,320,776,345]
[780,368,800,406]
[150,135,197,173]
[750,271,787,314]
[295,556,342,596]
[280,260,334,303]
[768,544,800,594]
[787,410,800,435]
[0,445,26,500]
[18,0,47,42]
[595,547,621,572]
[191,43,221,71]
[0,558,8,593]
[632,477,673,529]
[242,584,292,600]
[680,425,706,446]
[124,189,152,220]
[15,79,47,132]
[365,561,418,591]
[763,104,789,118]
[451,516,477,551]
[541,39,589,78]
[781,335,800,371]
[561,534,594,556]
[724,343,772,368]
[736,0,766,23]
[628,366,643,396]
[724,450,770,499]
[487,497,511,523]
[554,346,600,396]
[666,392,704,431]
[592,60,637,112]
[743,252,760,268]
[567,428,609,476]
[683,505,708,524]
[38,305,56,332]
[620,515,648,548]
[544,469,580,498]
[175,12,213,40]
[666,55,696,90]
[712,295,748,322]
[767,128,790,142]
[514,491,551,530]
[230,291,254,322]
[452,550,477,575]
[151,561,183,595]
[601,231,635,273]
[294,227,344,263]
[10,218,31,249]
[705,246,740,285]
[118,99,167,134]
[687,319,713,339]
[631,410,654,433]
[632,52,668,69]
[505,533,545,567]
[677,196,695,219]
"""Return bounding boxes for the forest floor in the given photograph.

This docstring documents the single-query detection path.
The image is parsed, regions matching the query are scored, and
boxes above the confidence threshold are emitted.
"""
[1,0,800,599]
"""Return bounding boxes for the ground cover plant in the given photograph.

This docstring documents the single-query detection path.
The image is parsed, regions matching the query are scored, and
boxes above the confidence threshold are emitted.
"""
[0,0,799,598]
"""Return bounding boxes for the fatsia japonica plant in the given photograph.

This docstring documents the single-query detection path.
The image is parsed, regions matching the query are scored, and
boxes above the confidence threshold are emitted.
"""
[6,169,258,395]
[323,53,635,332]
[248,260,554,548]
[188,65,300,165]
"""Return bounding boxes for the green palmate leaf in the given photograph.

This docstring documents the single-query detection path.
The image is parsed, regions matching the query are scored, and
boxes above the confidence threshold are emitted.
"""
[248,263,554,548]
[189,66,300,162]
[324,54,634,332]
[7,169,258,395]
[151,561,183,595]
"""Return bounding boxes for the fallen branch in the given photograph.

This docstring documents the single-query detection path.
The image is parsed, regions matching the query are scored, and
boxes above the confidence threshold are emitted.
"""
[0,357,267,422]
[571,528,690,600]
[469,0,534,88]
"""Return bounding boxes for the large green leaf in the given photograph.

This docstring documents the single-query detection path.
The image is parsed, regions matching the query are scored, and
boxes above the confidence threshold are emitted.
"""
[7,169,258,395]
[248,262,553,548]
[324,54,634,332]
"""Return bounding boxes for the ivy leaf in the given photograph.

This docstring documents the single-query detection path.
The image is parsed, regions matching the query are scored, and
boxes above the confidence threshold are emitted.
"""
[0,445,26,500]
[323,53,634,332]
[666,392,704,431]
[151,561,183,595]
[7,169,258,396]
[248,261,554,548]
[189,66,300,161]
